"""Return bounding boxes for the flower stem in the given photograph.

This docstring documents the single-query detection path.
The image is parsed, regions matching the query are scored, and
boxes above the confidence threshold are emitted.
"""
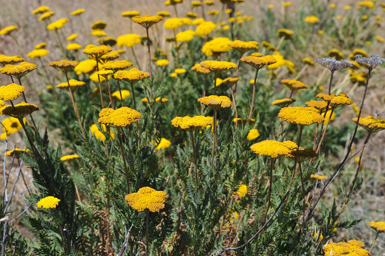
[95,57,105,108]
[130,46,141,70]
[211,110,218,167]
[118,128,130,194]
[105,79,115,109]
[65,73,85,138]
[248,68,259,120]
[146,209,150,255]
[130,83,137,110]
[145,28,153,101]
[117,80,124,107]
[370,232,379,253]
[263,159,274,223]
[190,131,198,192]
[214,72,217,95]
[315,109,334,153]
[16,78,37,130]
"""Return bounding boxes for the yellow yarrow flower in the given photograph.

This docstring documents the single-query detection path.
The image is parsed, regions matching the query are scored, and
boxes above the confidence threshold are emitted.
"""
[113,68,150,84]
[74,59,97,75]
[164,18,184,29]
[369,221,385,232]
[47,18,68,30]
[156,59,169,66]
[200,60,237,72]
[6,148,29,157]
[32,6,50,15]
[352,116,385,134]
[247,129,260,141]
[27,49,49,58]
[0,26,18,36]
[0,117,24,140]
[83,44,112,60]
[0,62,37,79]
[125,187,167,212]
[0,55,24,66]
[56,79,86,89]
[278,107,324,126]
[176,30,196,42]
[154,138,171,150]
[117,34,141,48]
[250,140,298,158]
[39,11,55,21]
[0,83,25,101]
[304,15,320,23]
[60,154,80,161]
[71,9,85,16]
[198,95,232,110]
[240,55,277,69]
[49,60,79,73]
[171,116,213,131]
[122,11,140,18]
[195,21,217,36]
[323,241,370,256]
[201,37,233,56]
[277,29,294,40]
[305,100,328,111]
[235,184,247,198]
[271,98,296,108]
[229,40,259,54]
[37,196,60,209]
[358,1,374,8]
[280,79,308,91]
[327,49,344,60]
[131,15,163,28]
[112,90,130,100]
[98,107,141,127]
[67,33,78,41]
[0,102,40,118]
[67,43,82,51]
[90,124,115,141]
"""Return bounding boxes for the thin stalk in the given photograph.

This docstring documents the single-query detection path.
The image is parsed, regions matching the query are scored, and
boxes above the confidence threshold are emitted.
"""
[105,79,115,109]
[16,78,37,130]
[9,75,14,83]
[263,159,274,223]
[248,68,260,119]
[190,131,198,192]
[65,73,85,138]
[118,128,130,194]
[214,72,217,95]
[370,232,379,253]
[130,83,137,109]
[173,29,180,68]
[117,80,124,107]
[124,128,138,178]
[232,56,242,122]
[276,36,285,50]
[211,110,218,166]
[145,27,153,101]
[173,5,179,17]
[298,161,306,235]
[130,47,141,70]
[95,57,105,108]
[146,210,150,255]
[315,109,334,154]
[201,75,207,115]
[200,0,206,20]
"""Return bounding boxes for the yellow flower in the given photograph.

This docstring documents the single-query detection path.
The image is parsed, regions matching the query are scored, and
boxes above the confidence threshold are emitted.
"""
[141,98,148,103]
[268,4,274,9]
[187,12,198,18]
[329,3,336,8]
[27,49,49,58]
[330,93,353,108]
[0,62,37,79]
[222,77,239,87]
[0,55,24,66]
[232,118,255,126]
[0,117,24,140]
[280,79,308,91]
[71,9,85,16]
[358,1,374,8]
[240,55,277,69]
[99,51,120,62]
[277,29,294,40]
[195,21,217,36]
[207,10,220,16]
[103,60,133,71]
[247,129,260,141]
[165,0,183,6]
[60,154,80,161]
[327,49,344,60]
[172,116,213,131]
[164,18,184,29]
[90,124,115,141]
[56,79,86,89]
[174,68,186,75]
[191,64,211,74]
[47,18,68,30]
[39,11,55,21]
[235,184,247,198]
[37,196,60,209]
[32,6,50,15]
[229,40,259,54]
[304,15,320,24]
[156,11,171,17]
[348,240,365,248]
[344,5,351,10]
[323,110,335,125]
[278,107,324,126]
[35,42,47,49]
[271,98,296,108]
[192,18,205,25]
[156,59,169,66]
[201,37,233,56]
[318,30,324,35]
[369,221,385,233]
[91,21,107,30]
[91,29,107,37]
[198,95,232,110]
[67,33,78,41]
[305,100,328,111]
[282,2,292,7]
[98,107,141,127]
[112,90,130,100]
[74,59,97,75]
[204,0,215,5]
[154,138,171,150]
[176,30,196,42]
[125,187,167,212]
[349,49,368,59]
[113,68,150,84]
[250,140,298,158]
[49,60,79,73]
[0,26,18,36]
[316,93,336,102]
[116,34,141,48]
[352,116,385,133]
[310,174,326,181]
[83,44,112,60]
[376,35,385,43]
[131,15,163,28]
[0,102,40,118]
[302,58,315,66]
[0,83,25,101]
[6,148,29,157]
[122,11,140,18]
[200,60,237,72]
[67,43,82,51]
[170,73,177,77]
[46,85,53,90]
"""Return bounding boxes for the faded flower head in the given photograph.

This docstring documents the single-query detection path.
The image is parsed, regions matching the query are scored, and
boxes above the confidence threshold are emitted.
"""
[125,187,167,212]
[314,57,354,72]
[355,54,385,70]
[0,102,40,118]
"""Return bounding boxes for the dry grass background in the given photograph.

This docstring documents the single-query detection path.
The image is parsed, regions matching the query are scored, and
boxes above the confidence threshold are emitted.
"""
[0,0,384,253]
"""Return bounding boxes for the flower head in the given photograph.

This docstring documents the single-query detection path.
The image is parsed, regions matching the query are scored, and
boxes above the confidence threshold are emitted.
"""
[90,124,115,140]
[67,43,82,51]
[271,98,296,108]
[98,107,141,127]
[358,1,374,8]
[6,148,29,157]
[233,118,255,126]
[278,106,324,126]
[0,83,25,101]
[71,9,85,16]
[315,58,354,71]
[0,117,24,140]
[67,33,78,41]
[112,90,130,100]
[305,100,328,110]
[316,93,335,102]
[0,102,40,118]
[176,30,196,42]
[304,15,319,23]
[201,37,232,56]
[113,68,150,84]
[200,60,237,72]
[122,11,140,18]
[74,59,97,75]
[37,196,60,209]
[330,93,353,108]
[125,187,167,212]
[0,62,37,79]
[83,44,112,60]
[327,49,344,60]
[156,11,170,17]
[39,11,55,21]
[247,129,260,141]
[355,54,385,70]
[323,241,370,256]
[49,60,79,73]
[154,138,171,150]
[156,59,169,66]
[171,116,213,131]
[102,37,117,47]
[91,21,107,30]
[60,154,80,161]
[229,40,259,54]
[47,18,68,30]
[103,60,133,71]
[302,58,315,66]
[280,79,308,91]
[165,0,183,6]
[240,55,277,69]
[91,29,106,37]
[207,10,220,16]
[164,18,184,29]
[277,29,294,40]
[131,15,163,28]
[27,49,49,58]
[191,64,211,74]
[234,184,247,198]
[196,21,217,36]
[352,116,385,134]
[250,140,298,158]
[369,221,385,233]
[0,26,18,36]
[56,79,86,89]
[99,51,120,62]
[32,6,50,15]
[198,95,232,110]
[117,34,141,47]
[0,55,24,66]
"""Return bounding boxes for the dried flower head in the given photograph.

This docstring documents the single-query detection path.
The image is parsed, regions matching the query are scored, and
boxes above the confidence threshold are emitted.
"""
[288,148,317,159]
[98,107,141,127]
[198,95,232,110]
[0,83,25,101]
[91,21,107,30]
[131,15,163,28]
[0,55,24,66]
[125,187,167,212]
[113,68,150,84]
[271,98,296,108]
[49,60,79,73]
[171,116,213,131]
[60,154,80,161]
[315,58,354,71]
[355,54,385,70]
[250,140,298,158]
[280,79,308,91]
[102,37,117,47]
[278,106,324,126]
[0,102,40,118]
[37,196,60,209]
